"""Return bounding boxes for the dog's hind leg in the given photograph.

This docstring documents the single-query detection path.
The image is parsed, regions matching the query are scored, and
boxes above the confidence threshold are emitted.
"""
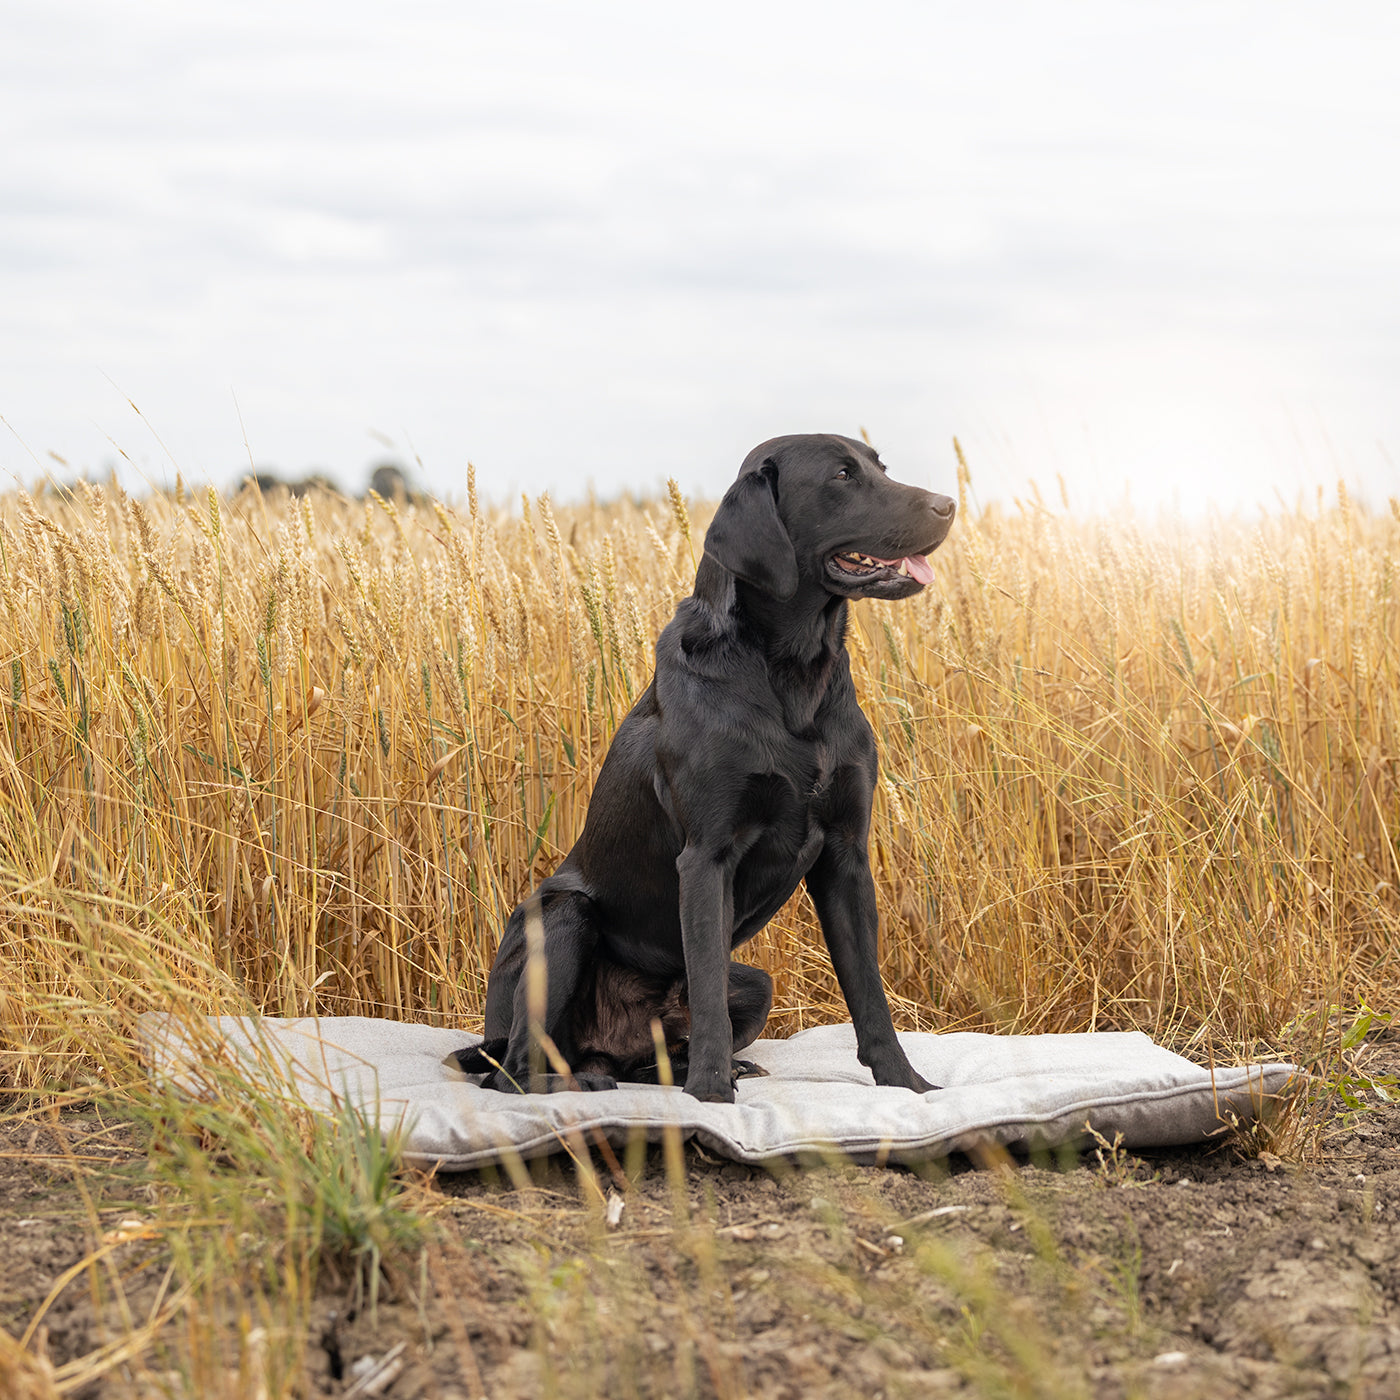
[724,962,774,1081]
[727,962,773,1051]
[487,889,617,1093]
[483,904,528,1041]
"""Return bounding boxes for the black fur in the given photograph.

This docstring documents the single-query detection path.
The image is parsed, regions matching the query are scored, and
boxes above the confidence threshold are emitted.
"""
[455,434,955,1102]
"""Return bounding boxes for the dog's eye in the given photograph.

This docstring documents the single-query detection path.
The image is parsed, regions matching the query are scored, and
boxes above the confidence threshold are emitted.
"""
[836,468,850,480]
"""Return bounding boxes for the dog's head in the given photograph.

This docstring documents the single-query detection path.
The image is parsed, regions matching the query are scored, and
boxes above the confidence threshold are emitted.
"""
[703,434,956,601]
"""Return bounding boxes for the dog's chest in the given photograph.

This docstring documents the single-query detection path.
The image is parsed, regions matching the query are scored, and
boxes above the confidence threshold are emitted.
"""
[805,738,835,800]
[729,737,840,932]
[748,734,837,845]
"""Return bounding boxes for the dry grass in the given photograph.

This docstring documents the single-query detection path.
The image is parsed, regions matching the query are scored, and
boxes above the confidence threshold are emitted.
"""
[0,457,1397,1397]
[1,466,1397,1087]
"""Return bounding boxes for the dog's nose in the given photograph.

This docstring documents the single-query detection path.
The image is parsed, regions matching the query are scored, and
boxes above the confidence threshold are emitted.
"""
[928,493,956,521]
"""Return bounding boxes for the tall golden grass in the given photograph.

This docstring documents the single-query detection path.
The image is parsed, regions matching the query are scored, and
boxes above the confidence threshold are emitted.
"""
[1,460,1396,1092]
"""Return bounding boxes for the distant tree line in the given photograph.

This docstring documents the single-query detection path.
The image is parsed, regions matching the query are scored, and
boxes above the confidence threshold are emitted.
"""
[244,461,418,502]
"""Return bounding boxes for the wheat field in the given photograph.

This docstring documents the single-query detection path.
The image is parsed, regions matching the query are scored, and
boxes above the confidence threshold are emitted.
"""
[1,459,1396,1093]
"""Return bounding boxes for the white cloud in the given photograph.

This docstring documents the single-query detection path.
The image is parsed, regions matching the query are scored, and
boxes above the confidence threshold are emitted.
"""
[1,1,1397,508]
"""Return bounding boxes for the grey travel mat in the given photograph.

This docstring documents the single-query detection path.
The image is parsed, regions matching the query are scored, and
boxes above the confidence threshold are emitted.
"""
[138,1015,1298,1171]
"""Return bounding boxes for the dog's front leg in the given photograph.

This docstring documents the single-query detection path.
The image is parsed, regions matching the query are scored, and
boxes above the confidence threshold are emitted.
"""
[676,845,736,1102]
[806,835,937,1093]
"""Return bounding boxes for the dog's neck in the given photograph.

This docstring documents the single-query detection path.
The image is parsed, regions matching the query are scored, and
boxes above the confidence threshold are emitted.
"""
[693,556,845,661]
[736,579,846,665]
[692,558,847,729]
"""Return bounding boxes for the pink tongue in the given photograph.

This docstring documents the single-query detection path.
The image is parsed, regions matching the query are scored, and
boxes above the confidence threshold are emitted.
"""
[870,552,934,584]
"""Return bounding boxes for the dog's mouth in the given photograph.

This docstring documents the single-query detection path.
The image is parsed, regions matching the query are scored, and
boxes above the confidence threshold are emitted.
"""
[825,549,936,590]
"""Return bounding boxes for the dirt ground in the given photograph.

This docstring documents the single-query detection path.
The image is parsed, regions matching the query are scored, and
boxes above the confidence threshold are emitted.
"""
[3,1035,1397,1400]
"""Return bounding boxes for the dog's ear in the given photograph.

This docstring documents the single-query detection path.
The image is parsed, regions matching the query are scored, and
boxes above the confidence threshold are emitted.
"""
[702,462,799,599]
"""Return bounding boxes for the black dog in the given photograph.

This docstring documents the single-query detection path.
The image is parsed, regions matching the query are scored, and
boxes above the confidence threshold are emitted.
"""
[454,434,956,1102]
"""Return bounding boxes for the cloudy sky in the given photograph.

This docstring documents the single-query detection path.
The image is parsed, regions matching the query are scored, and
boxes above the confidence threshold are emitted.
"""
[3,2,1397,510]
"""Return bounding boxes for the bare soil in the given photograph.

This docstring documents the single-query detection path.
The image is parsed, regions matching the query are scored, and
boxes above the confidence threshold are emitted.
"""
[3,1037,1398,1399]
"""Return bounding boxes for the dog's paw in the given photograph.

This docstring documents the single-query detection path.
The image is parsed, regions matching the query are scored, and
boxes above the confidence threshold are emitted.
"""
[869,1059,940,1094]
[571,1072,620,1093]
[904,1071,941,1094]
[684,1066,737,1103]
[478,1067,527,1094]
[448,1040,507,1076]
[731,1059,769,1080]
[476,1068,619,1095]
